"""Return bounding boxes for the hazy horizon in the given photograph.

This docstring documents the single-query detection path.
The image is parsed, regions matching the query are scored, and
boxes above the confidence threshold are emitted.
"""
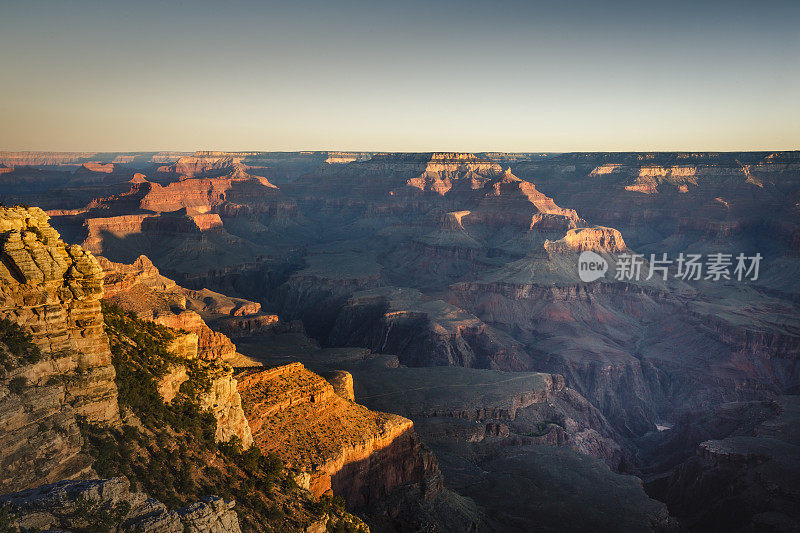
[2,148,799,155]
[2,0,798,152]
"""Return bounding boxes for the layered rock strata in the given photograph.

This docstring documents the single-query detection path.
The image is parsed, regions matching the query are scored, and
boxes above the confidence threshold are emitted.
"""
[0,477,241,532]
[237,363,440,507]
[0,207,120,493]
[98,254,261,367]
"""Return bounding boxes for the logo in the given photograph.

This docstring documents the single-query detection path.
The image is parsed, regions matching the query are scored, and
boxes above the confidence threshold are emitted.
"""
[578,251,608,282]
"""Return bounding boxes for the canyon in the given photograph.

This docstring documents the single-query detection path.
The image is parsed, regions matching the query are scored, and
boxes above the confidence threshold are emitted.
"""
[0,150,798,532]
[0,207,430,531]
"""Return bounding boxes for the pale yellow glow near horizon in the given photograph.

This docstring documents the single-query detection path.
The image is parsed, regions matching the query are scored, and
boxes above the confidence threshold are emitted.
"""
[1,1,798,152]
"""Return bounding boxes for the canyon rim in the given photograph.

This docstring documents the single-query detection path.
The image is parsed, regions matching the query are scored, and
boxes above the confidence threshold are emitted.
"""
[1,1,799,531]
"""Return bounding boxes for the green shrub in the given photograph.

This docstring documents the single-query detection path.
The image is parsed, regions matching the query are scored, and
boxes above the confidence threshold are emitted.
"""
[101,301,217,446]
[96,300,346,530]
[102,301,179,379]
[218,436,244,459]
[122,424,140,441]
[327,518,364,533]
[204,465,223,479]
[71,497,131,532]
[0,317,42,371]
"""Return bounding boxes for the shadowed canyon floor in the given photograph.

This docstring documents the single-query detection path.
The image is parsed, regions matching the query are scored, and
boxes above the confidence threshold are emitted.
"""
[1,150,799,531]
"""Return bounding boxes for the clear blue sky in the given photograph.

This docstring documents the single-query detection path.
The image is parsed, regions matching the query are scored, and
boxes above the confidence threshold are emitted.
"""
[1,0,798,151]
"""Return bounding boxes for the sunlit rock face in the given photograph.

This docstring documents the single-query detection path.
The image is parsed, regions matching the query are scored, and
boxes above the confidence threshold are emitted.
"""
[237,363,440,507]
[96,249,439,514]
[0,207,119,493]
[41,154,299,274]
[512,152,800,269]
[556,226,627,253]
[97,254,255,447]
[3,150,799,531]
[97,253,267,367]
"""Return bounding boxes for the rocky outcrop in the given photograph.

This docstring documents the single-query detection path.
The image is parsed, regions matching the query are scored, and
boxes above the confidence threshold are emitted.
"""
[111,312,252,448]
[196,362,253,447]
[351,152,504,180]
[323,370,355,401]
[0,477,240,532]
[447,280,666,437]
[67,162,142,188]
[7,150,800,531]
[587,164,700,194]
[349,365,627,469]
[99,254,255,447]
[330,426,441,509]
[211,313,280,337]
[237,363,440,508]
[185,288,262,317]
[100,255,176,293]
[0,207,120,493]
[78,162,115,174]
[42,165,300,275]
[157,156,250,180]
[140,176,283,215]
[156,363,189,403]
[550,226,627,253]
[446,255,799,441]
[98,254,263,367]
[155,311,238,362]
[100,255,276,448]
[82,212,223,250]
[343,364,664,530]
[512,152,800,271]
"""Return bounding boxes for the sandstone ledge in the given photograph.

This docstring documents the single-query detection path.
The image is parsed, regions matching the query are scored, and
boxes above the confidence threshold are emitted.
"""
[237,363,435,504]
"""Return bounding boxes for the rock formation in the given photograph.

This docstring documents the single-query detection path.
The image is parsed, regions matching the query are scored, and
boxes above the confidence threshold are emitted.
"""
[196,362,253,447]
[0,207,119,493]
[97,255,254,447]
[0,151,187,168]
[326,287,534,370]
[644,396,800,531]
[95,250,448,524]
[4,150,800,532]
[98,254,266,367]
[0,477,241,533]
[237,363,440,508]
[0,206,384,532]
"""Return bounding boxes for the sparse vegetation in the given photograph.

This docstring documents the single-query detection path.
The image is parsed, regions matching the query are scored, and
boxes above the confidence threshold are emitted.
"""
[102,301,180,377]
[101,301,216,434]
[327,517,365,533]
[0,316,42,374]
[70,497,131,532]
[90,300,364,532]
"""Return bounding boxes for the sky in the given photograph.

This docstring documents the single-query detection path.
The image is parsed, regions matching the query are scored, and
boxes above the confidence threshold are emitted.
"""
[1,0,798,152]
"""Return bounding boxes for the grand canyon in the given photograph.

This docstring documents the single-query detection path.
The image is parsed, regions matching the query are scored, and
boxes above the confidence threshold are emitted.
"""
[0,149,797,532]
